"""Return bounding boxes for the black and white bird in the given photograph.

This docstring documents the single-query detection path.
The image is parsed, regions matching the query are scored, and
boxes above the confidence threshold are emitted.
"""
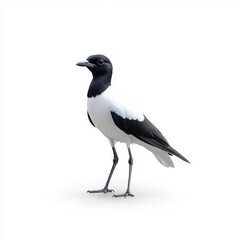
[76,54,190,198]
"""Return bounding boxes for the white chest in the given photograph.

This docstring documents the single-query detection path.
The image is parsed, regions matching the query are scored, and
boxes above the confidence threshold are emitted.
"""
[87,86,144,143]
[87,92,127,142]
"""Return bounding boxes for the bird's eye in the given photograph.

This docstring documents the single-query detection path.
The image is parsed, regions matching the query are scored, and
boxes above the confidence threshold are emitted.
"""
[97,59,104,65]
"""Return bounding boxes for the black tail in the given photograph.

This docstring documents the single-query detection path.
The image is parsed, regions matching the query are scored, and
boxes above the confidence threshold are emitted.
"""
[167,146,190,164]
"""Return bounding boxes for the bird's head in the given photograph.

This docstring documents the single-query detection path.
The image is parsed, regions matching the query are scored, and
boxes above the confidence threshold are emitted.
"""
[76,54,112,77]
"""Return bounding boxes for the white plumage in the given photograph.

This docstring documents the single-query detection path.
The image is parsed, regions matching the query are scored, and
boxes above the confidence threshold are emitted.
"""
[88,85,174,167]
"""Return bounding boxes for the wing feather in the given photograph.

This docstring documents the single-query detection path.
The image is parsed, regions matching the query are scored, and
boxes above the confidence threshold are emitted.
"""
[87,112,95,127]
[111,111,190,163]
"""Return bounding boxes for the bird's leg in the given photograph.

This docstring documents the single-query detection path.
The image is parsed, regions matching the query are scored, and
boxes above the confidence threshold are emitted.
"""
[87,147,118,194]
[113,147,134,198]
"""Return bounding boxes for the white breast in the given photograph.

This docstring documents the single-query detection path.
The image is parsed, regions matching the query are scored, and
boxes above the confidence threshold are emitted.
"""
[87,86,144,143]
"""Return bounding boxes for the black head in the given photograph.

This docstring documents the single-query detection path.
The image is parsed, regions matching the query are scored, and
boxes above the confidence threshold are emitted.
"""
[77,54,113,97]
[76,54,112,78]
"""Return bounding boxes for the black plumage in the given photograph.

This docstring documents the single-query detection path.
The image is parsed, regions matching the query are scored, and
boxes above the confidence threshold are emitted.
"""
[87,112,95,127]
[111,111,190,163]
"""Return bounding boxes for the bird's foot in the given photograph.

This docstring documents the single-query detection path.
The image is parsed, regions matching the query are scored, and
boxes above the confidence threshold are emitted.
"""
[87,188,114,194]
[112,191,134,198]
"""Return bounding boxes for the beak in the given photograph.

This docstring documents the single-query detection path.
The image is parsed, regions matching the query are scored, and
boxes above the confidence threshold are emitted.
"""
[76,61,95,68]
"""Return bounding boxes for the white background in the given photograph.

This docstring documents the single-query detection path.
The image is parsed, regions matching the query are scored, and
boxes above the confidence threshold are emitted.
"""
[1,0,240,239]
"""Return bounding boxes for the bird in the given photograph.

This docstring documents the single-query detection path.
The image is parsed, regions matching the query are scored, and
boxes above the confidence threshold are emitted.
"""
[76,54,190,198]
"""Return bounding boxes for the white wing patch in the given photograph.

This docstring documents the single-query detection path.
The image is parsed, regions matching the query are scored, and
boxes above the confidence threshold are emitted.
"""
[102,86,144,121]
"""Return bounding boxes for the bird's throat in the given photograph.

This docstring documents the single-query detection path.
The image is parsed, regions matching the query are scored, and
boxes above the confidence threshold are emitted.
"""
[87,74,112,98]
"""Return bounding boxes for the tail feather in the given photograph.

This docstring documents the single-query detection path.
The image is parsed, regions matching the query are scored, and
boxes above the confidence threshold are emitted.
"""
[133,137,189,168]
[167,146,190,164]
[153,151,175,168]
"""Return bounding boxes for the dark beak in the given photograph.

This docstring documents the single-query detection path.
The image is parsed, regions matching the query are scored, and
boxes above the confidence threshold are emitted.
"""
[76,61,94,68]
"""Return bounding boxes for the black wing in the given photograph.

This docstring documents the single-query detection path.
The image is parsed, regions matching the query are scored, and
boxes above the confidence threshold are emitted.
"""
[87,112,95,127]
[111,111,190,163]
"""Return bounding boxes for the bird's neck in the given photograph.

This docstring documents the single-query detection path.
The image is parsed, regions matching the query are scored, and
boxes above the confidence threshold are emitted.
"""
[87,72,112,98]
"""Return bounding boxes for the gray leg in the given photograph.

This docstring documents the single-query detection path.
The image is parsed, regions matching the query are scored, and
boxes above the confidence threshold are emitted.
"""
[113,147,134,198]
[87,147,118,194]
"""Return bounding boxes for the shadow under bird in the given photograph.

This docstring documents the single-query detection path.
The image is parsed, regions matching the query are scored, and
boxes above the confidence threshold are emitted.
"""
[76,54,190,198]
